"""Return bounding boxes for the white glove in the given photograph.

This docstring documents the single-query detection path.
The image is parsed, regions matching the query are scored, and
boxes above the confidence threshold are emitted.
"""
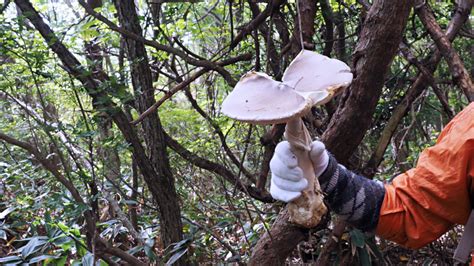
[270,140,329,202]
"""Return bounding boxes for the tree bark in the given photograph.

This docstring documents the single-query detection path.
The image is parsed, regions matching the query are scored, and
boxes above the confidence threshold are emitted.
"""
[319,0,334,57]
[12,0,183,263]
[363,0,472,176]
[291,0,317,55]
[250,0,414,263]
[248,209,312,265]
[323,0,413,164]
[112,0,186,257]
[416,2,474,102]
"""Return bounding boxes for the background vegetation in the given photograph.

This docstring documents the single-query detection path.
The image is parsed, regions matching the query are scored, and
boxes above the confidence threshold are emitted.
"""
[0,0,472,264]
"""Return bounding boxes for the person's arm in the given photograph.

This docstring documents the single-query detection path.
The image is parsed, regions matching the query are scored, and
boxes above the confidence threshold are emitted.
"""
[376,103,474,249]
[271,141,385,232]
[270,103,474,249]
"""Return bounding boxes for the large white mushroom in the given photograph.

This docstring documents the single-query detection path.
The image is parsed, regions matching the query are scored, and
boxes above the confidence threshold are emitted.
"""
[222,50,353,228]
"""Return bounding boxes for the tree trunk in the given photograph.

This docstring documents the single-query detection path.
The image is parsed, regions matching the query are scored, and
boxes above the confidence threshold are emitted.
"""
[248,209,311,265]
[416,3,474,102]
[14,0,184,263]
[113,0,185,256]
[323,0,413,164]
[249,0,414,264]
[291,0,317,55]
[362,0,472,177]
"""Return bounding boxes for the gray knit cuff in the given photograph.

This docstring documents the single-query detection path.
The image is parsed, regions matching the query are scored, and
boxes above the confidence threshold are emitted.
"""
[319,154,385,231]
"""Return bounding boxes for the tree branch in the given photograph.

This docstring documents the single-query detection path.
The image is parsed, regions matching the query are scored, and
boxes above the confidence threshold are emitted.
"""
[131,53,251,125]
[13,0,171,257]
[0,131,85,204]
[399,41,454,118]
[105,193,144,246]
[247,0,283,77]
[163,131,274,203]
[184,88,255,183]
[322,0,413,163]
[416,2,474,102]
[363,0,472,176]
[319,0,334,56]
[230,0,285,49]
[77,0,238,86]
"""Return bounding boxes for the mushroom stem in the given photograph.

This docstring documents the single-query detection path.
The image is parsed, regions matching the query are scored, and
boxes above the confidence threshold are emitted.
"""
[285,118,327,228]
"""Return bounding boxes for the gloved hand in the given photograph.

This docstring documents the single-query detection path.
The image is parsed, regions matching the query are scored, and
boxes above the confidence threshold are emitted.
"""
[270,140,329,202]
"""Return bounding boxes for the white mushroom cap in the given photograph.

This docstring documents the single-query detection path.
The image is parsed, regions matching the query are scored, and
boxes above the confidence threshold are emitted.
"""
[221,50,352,124]
[221,72,311,124]
[283,50,353,103]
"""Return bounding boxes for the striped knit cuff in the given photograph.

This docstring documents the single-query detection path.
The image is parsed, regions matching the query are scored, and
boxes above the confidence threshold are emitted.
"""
[319,154,385,231]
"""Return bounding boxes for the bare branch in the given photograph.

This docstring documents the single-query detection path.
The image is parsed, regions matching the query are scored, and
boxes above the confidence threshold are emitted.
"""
[131,53,251,125]
[316,221,347,265]
[77,0,238,86]
[399,42,454,118]
[105,193,144,246]
[416,3,474,102]
[0,131,85,204]
[230,0,285,49]
[132,69,207,125]
[184,88,255,182]
[163,131,274,203]
[97,239,147,266]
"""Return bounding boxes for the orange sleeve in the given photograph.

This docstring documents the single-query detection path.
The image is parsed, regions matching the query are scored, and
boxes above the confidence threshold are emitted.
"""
[375,103,474,249]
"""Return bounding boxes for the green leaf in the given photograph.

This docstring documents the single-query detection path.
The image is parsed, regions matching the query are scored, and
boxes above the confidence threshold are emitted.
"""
[358,247,371,266]
[0,229,7,240]
[166,248,188,265]
[59,241,73,252]
[82,252,95,266]
[0,255,22,264]
[350,229,365,248]
[0,207,15,219]
[127,245,144,255]
[20,236,47,258]
[365,236,384,262]
[46,255,68,265]
[422,258,434,266]
[123,200,138,205]
[144,238,157,261]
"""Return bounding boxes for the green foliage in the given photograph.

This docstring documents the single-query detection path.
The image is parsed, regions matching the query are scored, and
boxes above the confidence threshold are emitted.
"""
[0,0,471,264]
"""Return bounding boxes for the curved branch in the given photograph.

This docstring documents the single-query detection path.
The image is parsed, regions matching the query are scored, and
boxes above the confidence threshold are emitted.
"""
[416,2,474,101]
[131,53,251,125]
[363,0,472,176]
[78,0,237,86]
[163,131,274,203]
[184,88,255,182]
[230,0,285,49]
[0,131,85,204]
[399,41,454,118]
